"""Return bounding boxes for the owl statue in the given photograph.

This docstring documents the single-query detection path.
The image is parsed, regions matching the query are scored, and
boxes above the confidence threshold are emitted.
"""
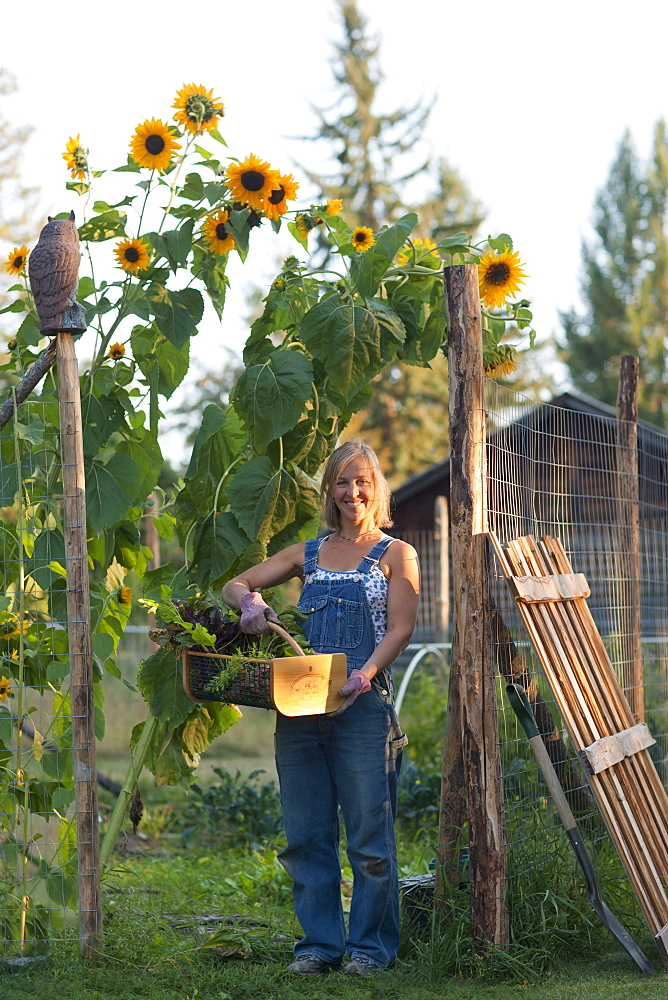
[29,211,87,334]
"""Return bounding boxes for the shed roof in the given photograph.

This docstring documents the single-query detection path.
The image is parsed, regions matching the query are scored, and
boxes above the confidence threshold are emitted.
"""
[391,388,668,506]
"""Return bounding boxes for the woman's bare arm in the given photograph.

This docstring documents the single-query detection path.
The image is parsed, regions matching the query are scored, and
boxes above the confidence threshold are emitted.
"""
[221,541,306,609]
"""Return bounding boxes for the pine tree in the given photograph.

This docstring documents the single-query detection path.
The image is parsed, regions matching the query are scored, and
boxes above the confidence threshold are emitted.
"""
[301,0,483,241]
[0,69,39,314]
[561,122,668,424]
[297,0,486,482]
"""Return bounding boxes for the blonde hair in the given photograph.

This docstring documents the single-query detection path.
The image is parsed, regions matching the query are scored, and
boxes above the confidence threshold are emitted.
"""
[320,440,393,531]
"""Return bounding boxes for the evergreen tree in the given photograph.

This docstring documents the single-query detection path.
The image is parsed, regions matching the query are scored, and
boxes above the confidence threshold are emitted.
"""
[301,0,483,241]
[0,69,39,314]
[561,122,668,424]
[297,0,486,483]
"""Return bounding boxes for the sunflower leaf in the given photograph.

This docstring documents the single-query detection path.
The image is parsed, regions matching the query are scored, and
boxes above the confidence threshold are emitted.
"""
[149,286,204,349]
[203,183,227,207]
[190,511,249,589]
[79,209,128,243]
[232,349,313,453]
[300,295,383,408]
[133,327,190,399]
[180,173,205,202]
[208,128,228,147]
[163,221,195,270]
[227,210,251,257]
[487,233,513,252]
[227,458,300,545]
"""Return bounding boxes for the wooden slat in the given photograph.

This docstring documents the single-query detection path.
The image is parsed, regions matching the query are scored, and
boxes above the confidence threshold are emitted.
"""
[511,572,590,603]
[491,531,668,962]
[581,724,655,775]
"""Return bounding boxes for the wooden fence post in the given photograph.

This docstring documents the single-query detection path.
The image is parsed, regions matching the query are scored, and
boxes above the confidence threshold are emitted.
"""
[57,332,102,957]
[616,355,643,720]
[434,496,449,643]
[444,264,507,946]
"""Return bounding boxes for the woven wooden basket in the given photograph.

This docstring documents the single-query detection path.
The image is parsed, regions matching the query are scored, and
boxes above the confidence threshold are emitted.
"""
[182,621,347,716]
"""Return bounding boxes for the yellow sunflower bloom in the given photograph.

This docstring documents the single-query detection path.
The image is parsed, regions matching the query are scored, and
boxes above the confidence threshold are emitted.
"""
[224,153,280,211]
[351,226,375,254]
[118,586,132,606]
[478,247,527,309]
[173,83,224,135]
[203,210,235,254]
[294,213,317,240]
[263,173,300,222]
[3,246,29,275]
[485,355,518,378]
[114,238,151,274]
[325,199,343,217]
[62,135,88,180]
[129,119,181,172]
[396,237,440,266]
[107,343,126,360]
[0,675,13,700]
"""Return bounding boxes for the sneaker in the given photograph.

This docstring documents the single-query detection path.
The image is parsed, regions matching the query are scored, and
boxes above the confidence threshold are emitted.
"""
[343,954,384,975]
[287,955,340,976]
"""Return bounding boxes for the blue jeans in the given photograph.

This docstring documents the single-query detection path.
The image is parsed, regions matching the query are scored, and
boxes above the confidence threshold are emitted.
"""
[275,679,406,967]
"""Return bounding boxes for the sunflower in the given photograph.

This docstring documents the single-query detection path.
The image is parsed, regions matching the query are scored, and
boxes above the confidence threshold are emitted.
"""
[173,83,224,135]
[0,675,13,700]
[3,246,29,275]
[478,247,527,309]
[484,353,518,378]
[118,586,132,606]
[202,210,235,254]
[396,236,440,266]
[263,173,300,222]
[129,119,181,172]
[114,238,151,274]
[224,154,280,211]
[351,226,375,254]
[325,199,343,217]
[294,213,317,240]
[62,135,88,180]
[107,343,126,360]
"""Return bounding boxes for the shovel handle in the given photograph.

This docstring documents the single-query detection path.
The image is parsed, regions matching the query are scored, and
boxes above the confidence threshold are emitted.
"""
[506,683,578,834]
[266,620,306,656]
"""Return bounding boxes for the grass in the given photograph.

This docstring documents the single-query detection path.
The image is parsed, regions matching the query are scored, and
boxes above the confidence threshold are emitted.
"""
[1,834,665,1000]
[4,648,666,997]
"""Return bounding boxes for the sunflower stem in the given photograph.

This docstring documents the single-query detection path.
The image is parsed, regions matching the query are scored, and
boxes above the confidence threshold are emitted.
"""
[99,712,159,871]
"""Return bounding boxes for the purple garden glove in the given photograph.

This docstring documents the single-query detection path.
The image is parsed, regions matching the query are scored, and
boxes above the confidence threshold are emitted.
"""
[333,669,372,714]
[239,591,280,634]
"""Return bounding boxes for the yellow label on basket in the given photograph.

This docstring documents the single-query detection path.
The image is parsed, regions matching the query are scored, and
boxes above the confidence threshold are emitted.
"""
[289,668,331,704]
[272,653,347,716]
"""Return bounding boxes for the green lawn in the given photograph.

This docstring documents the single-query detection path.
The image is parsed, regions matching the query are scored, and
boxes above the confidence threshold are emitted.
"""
[1,845,665,1000]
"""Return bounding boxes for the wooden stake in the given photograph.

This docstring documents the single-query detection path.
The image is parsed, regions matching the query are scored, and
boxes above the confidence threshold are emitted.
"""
[616,355,643,720]
[445,264,507,946]
[434,495,449,643]
[57,332,102,958]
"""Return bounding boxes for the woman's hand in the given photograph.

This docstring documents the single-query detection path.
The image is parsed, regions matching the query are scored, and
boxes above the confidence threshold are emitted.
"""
[239,591,280,634]
[333,669,372,714]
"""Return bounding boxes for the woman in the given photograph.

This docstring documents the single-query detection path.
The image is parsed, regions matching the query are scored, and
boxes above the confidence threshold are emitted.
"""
[222,441,419,977]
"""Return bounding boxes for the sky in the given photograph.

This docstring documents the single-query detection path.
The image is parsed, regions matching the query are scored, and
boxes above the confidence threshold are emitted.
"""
[2,0,667,404]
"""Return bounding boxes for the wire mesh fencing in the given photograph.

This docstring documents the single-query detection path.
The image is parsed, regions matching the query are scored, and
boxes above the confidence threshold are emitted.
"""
[0,400,83,957]
[485,380,668,883]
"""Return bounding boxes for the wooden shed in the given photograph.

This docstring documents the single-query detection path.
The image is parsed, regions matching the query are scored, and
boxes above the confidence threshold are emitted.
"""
[389,389,668,643]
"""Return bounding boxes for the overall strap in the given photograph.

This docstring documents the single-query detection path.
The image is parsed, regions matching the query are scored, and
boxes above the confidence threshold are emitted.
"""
[356,534,395,573]
[303,535,327,575]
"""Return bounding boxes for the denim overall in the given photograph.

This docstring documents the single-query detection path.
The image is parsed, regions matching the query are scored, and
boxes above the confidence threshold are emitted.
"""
[274,534,407,969]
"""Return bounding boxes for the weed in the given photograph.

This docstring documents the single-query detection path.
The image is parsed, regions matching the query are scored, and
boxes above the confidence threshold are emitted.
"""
[172,767,284,851]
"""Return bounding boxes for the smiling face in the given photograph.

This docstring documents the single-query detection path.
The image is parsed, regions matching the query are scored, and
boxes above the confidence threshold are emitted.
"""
[332,456,377,534]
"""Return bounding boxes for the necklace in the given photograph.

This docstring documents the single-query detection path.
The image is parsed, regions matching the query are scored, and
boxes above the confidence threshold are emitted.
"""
[336,528,378,543]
